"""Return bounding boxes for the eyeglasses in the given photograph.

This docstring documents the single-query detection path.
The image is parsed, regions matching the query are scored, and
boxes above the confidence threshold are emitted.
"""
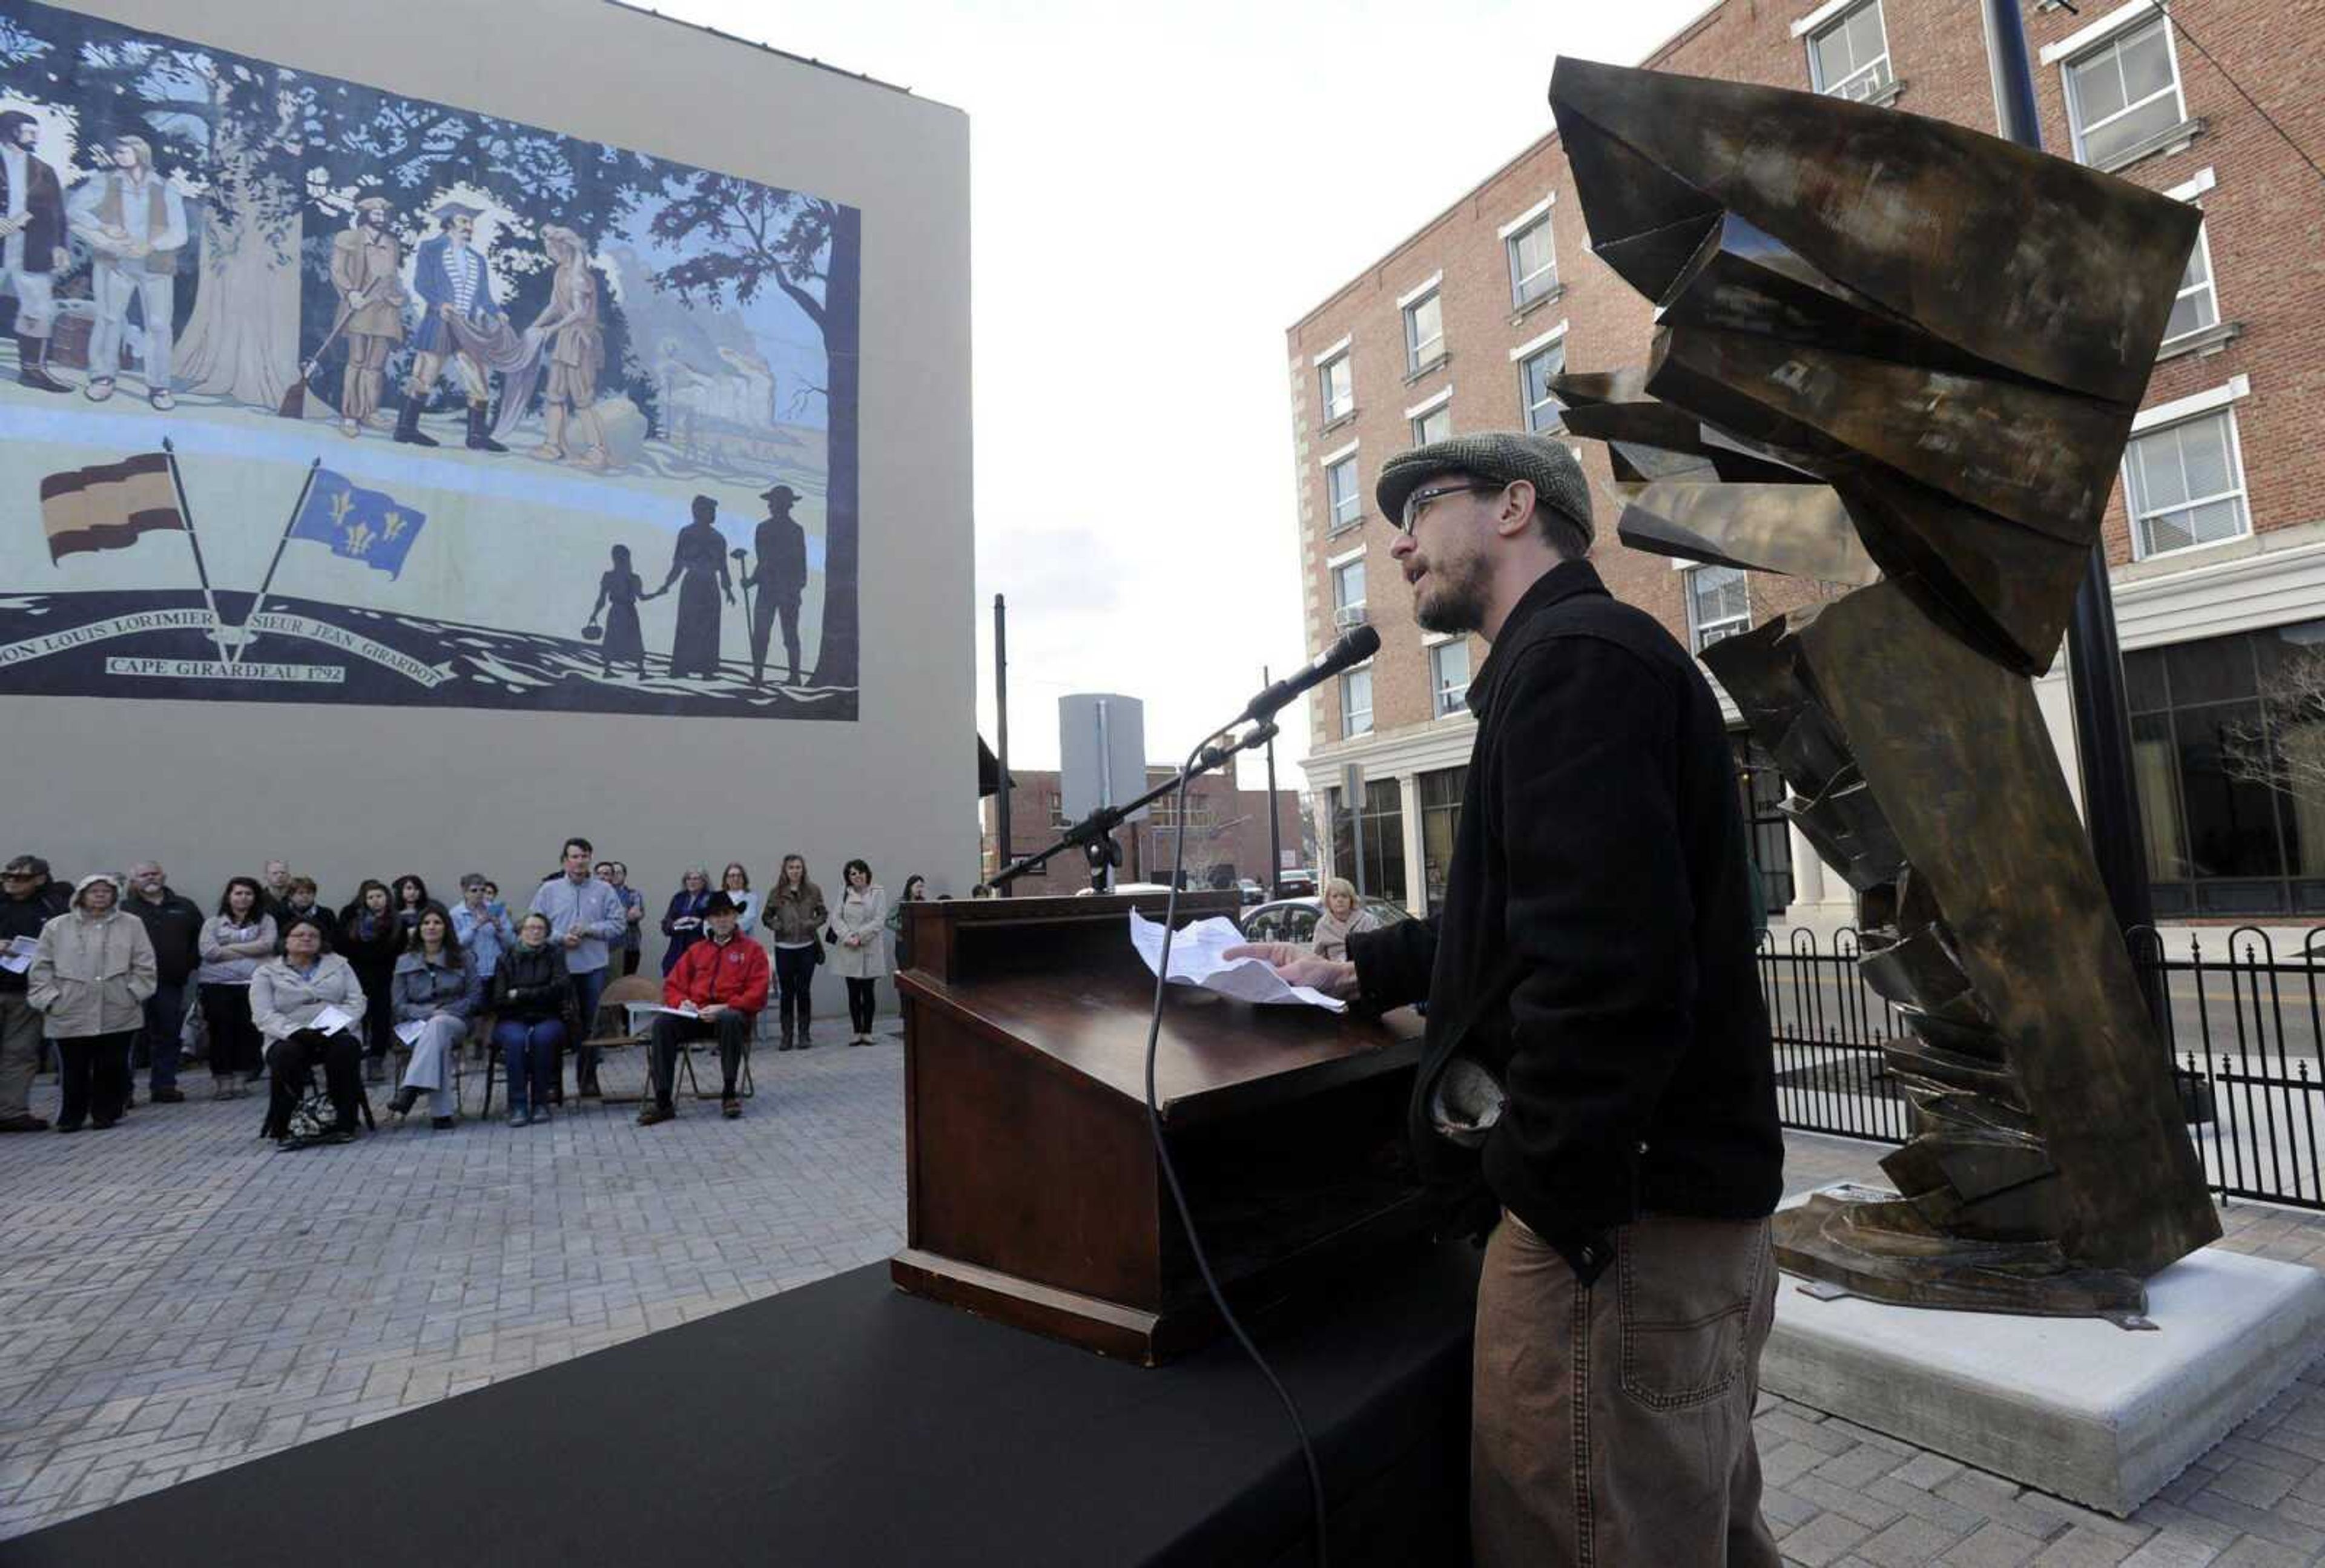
[1395,482,1498,537]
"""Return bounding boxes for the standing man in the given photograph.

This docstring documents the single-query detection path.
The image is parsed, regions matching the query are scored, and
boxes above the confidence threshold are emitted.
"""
[68,134,186,410]
[1230,433,1782,1566]
[330,196,407,440]
[656,495,733,680]
[260,859,295,924]
[0,855,67,1132]
[0,111,71,394]
[747,484,809,687]
[596,860,645,977]
[395,200,505,453]
[641,891,766,1125]
[124,861,202,1104]
[527,836,625,1099]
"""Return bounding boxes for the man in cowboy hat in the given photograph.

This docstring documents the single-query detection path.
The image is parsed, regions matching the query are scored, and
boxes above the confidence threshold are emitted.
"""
[397,199,505,452]
[747,483,809,687]
[0,111,72,394]
[329,196,407,438]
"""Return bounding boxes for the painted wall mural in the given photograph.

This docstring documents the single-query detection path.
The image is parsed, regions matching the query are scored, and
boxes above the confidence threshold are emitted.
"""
[0,0,860,717]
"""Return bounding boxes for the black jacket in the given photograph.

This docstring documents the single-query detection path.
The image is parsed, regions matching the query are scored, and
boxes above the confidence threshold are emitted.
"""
[0,884,67,993]
[492,943,572,1024]
[127,888,205,986]
[272,901,339,951]
[1348,560,1781,1283]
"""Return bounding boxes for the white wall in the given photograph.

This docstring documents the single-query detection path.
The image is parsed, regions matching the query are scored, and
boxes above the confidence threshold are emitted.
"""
[4,0,975,946]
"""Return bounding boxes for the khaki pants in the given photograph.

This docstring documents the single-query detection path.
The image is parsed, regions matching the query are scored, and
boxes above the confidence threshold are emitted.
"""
[1473,1210,1779,1567]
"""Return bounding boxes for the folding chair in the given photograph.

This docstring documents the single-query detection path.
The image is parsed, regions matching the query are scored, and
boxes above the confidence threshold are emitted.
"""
[576,975,660,1105]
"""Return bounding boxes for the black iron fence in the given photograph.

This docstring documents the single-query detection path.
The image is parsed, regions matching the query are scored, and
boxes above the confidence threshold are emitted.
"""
[1758,924,2325,1211]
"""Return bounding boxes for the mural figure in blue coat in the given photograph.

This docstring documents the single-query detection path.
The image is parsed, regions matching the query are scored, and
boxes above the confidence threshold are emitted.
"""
[395,202,507,454]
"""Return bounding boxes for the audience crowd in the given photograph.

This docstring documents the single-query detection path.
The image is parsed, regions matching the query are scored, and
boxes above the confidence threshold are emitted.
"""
[0,837,928,1147]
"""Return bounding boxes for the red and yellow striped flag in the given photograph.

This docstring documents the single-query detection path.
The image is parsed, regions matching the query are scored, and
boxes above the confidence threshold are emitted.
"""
[40,453,185,564]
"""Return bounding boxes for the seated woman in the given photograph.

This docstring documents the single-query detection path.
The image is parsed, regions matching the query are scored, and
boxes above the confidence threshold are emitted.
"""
[389,904,478,1130]
[249,915,367,1144]
[491,912,570,1127]
[1311,877,1379,962]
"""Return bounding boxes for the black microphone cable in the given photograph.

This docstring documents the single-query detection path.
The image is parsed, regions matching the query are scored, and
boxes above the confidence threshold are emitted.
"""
[1138,725,1330,1568]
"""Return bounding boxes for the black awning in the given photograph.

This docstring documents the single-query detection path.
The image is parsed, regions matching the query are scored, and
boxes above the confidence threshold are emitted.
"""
[978,737,1015,799]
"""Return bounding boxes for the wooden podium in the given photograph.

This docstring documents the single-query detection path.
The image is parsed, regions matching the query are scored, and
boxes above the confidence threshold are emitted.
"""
[891,891,1428,1364]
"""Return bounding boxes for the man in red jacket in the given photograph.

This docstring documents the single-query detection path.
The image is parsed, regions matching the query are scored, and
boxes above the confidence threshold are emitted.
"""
[641,892,767,1124]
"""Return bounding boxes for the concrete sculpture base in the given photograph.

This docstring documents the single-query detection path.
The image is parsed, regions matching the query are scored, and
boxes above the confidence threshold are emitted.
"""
[1761,1192,2325,1515]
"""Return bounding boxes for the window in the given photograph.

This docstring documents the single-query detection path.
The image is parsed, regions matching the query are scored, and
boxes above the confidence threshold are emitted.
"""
[1519,341,1565,433]
[2125,409,2249,559]
[1687,564,1751,651]
[2125,622,2325,917]
[1418,766,1465,917]
[1319,352,1354,424]
[1730,734,1796,917]
[1507,214,1558,308]
[1412,403,1451,447]
[1807,1,1893,103]
[1332,557,1367,621]
[2164,223,2220,344]
[2064,16,2184,168]
[1430,639,1469,717]
[1325,454,1360,532]
[1403,289,1443,375]
[1340,667,1373,737]
[1325,780,1407,908]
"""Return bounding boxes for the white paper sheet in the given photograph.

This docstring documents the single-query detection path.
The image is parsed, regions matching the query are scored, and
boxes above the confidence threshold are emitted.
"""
[0,935,36,975]
[309,1004,358,1035]
[392,1020,428,1046]
[1127,909,1346,1012]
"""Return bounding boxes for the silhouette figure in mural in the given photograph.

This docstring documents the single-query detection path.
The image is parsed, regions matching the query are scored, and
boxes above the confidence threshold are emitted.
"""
[589,544,647,678]
[658,495,733,680]
[747,483,808,687]
[1545,58,2218,1318]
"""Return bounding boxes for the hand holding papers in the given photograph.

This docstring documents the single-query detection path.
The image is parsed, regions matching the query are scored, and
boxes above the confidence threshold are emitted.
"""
[392,1020,429,1046]
[309,1004,358,1036]
[0,935,36,975]
[1127,909,1347,1013]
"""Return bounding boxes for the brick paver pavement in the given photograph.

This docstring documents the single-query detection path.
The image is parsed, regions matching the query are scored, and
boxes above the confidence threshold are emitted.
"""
[5,1050,2324,1564]
[0,1022,907,1538]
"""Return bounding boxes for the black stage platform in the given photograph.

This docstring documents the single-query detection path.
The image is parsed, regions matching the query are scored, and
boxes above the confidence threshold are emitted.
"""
[13,1242,1482,1567]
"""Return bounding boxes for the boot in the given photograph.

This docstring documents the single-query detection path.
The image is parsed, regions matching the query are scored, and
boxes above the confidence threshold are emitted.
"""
[465,400,506,453]
[778,1025,794,1053]
[16,335,68,394]
[394,395,438,447]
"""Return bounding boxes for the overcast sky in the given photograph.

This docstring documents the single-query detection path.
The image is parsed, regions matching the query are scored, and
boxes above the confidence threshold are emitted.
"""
[668,0,1712,788]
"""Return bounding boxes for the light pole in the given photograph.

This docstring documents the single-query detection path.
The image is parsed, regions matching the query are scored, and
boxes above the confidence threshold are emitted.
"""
[1982,0,2157,943]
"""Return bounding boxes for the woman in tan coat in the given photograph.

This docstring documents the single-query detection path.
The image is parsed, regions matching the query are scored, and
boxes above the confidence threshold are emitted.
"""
[1310,877,1379,963]
[27,873,156,1132]
[830,859,887,1047]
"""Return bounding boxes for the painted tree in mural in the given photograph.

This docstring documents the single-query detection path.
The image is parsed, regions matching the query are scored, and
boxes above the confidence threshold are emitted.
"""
[650,181,860,685]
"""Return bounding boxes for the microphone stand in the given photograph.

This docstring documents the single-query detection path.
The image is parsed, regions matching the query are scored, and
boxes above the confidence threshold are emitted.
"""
[983,723,1279,894]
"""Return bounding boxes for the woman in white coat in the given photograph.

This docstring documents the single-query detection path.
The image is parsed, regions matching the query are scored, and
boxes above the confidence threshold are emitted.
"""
[830,858,886,1047]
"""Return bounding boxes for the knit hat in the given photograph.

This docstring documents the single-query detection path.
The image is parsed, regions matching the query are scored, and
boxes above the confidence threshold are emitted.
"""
[1374,431,1594,545]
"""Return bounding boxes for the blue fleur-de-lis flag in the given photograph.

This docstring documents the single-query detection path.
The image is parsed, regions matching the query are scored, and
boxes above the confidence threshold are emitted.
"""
[288,469,427,580]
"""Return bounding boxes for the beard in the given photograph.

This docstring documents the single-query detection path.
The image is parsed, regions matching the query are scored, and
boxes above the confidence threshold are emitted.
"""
[1413,549,1490,635]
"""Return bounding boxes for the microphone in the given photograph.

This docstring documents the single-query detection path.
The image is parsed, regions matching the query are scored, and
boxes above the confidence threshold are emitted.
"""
[1239,625,1380,722]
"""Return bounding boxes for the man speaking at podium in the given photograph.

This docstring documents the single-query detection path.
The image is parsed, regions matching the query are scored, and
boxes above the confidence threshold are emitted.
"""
[1230,432,1783,1566]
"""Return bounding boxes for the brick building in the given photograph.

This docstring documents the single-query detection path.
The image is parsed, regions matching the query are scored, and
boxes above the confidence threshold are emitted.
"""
[980,768,1305,897]
[1287,0,2325,923]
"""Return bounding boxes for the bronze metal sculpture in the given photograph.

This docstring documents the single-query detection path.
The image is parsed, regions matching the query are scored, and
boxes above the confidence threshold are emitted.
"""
[1547,58,2220,1316]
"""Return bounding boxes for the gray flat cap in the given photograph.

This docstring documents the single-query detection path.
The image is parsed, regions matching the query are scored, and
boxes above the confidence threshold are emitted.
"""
[1375,432,1592,545]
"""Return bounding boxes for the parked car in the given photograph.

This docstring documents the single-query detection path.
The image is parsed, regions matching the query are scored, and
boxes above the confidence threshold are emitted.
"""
[1276,868,1319,898]
[1236,894,1414,946]
[1236,879,1265,906]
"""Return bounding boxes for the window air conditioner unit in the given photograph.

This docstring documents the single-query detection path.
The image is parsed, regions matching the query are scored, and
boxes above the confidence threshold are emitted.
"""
[1333,604,1369,631]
